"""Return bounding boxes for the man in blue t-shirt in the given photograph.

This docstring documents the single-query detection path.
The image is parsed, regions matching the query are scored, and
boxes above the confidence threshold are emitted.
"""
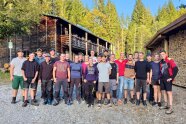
[150,53,161,107]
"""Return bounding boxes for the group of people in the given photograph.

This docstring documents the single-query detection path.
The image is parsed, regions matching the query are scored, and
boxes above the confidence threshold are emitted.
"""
[10,48,178,114]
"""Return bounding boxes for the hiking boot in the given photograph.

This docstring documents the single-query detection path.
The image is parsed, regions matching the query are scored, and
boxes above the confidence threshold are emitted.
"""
[136,100,140,106]
[11,97,16,104]
[165,108,173,114]
[31,100,39,106]
[43,99,48,105]
[143,100,147,106]
[129,98,135,104]
[53,99,59,106]
[22,100,28,107]
[123,98,127,104]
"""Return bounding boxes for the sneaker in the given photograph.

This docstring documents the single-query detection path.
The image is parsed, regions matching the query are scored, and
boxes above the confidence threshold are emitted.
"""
[143,100,147,106]
[165,108,173,114]
[158,102,161,107]
[107,103,112,107]
[47,99,52,105]
[123,98,127,104]
[129,98,135,104]
[101,99,105,104]
[159,105,169,110]
[88,104,91,107]
[152,102,158,106]
[11,97,16,104]
[136,100,140,106]
[97,103,101,108]
[22,100,28,107]
[31,100,39,106]
[77,99,81,104]
[43,99,48,105]
[53,99,59,106]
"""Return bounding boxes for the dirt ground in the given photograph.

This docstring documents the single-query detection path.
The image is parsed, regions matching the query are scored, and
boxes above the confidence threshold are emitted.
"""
[0,84,186,124]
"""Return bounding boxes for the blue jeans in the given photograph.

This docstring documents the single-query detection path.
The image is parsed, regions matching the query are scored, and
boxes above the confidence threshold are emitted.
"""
[117,76,124,100]
[124,77,134,90]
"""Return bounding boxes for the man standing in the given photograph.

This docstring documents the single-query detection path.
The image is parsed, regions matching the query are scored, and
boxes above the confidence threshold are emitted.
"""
[39,53,53,105]
[35,48,45,100]
[115,52,127,105]
[123,54,135,104]
[134,52,150,106]
[69,55,82,104]
[159,50,178,114]
[150,53,161,107]
[97,55,112,108]
[90,50,97,64]
[53,53,70,106]
[146,53,154,104]
[21,52,39,107]
[109,54,119,106]
[10,49,27,104]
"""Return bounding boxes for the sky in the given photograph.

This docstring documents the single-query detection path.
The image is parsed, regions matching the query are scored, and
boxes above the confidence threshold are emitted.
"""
[81,0,186,18]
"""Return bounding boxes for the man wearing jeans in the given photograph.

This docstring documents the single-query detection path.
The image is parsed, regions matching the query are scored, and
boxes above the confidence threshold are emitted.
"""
[53,53,70,106]
[123,54,135,104]
[134,52,150,106]
[115,52,128,105]
[39,53,53,105]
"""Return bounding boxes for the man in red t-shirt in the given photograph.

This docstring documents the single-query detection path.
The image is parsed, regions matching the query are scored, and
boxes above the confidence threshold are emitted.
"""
[53,53,70,106]
[115,52,128,105]
[159,50,178,114]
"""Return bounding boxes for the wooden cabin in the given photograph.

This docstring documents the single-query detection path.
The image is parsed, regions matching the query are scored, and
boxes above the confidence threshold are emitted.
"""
[145,14,186,88]
[0,15,111,67]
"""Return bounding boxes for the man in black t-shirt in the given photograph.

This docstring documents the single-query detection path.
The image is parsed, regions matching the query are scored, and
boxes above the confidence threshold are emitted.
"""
[134,52,150,106]
[109,54,119,106]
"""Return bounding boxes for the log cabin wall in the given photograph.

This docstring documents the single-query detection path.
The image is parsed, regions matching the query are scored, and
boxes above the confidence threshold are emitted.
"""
[168,29,186,87]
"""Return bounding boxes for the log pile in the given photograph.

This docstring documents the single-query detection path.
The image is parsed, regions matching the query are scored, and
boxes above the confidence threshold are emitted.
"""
[169,29,186,87]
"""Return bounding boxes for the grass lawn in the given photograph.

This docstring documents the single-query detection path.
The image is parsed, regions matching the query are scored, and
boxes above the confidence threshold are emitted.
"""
[0,71,10,85]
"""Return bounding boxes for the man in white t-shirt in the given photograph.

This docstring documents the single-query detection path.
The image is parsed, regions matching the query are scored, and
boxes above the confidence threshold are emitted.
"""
[10,49,27,104]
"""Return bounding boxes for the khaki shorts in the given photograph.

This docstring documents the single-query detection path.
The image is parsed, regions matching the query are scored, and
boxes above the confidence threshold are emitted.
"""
[98,82,110,93]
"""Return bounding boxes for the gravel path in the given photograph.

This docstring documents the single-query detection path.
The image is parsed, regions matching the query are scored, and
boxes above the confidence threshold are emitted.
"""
[0,84,186,124]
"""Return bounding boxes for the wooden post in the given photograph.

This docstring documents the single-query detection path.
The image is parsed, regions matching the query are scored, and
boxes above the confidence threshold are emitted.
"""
[164,39,169,55]
[97,38,99,54]
[85,32,88,55]
[69,24,72,60]
[106,41,108,49]
[45,16,48,44]
[54,19,57,52]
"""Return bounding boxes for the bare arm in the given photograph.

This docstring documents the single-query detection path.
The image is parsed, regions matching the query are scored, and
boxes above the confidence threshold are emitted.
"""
[67,67,70,82]
[10,64,14,81]
[53,67,57,82]
[21,70,27,81]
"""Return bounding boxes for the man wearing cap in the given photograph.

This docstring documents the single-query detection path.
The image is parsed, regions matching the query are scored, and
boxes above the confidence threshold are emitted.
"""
[39,53,53,105]
[10,49,27,104]
[21,52,39,107]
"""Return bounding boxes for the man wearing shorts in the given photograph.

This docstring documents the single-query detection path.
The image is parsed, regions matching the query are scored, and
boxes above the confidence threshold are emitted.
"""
[123,54,135,104]
[150,53,161,107]
[21,52,39,107]
[10,49,27,104]
[134,52,150,106]
[109,54,119,106]
[53,53,70,106]
[159,50,178,114]
[97,55,112,108]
